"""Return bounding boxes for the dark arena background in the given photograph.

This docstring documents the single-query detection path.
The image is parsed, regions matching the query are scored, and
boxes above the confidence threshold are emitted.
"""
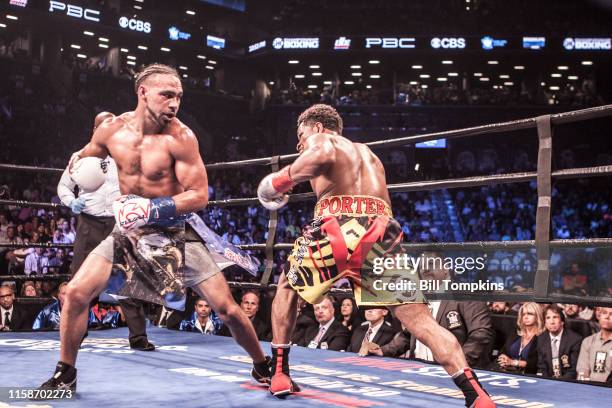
[0,1,611,407]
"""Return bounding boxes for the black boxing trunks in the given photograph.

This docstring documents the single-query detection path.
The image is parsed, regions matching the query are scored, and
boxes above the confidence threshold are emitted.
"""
[285,195,424,306]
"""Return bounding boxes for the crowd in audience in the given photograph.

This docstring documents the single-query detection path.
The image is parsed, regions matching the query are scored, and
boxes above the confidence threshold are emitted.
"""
[269,78,605,108]
[3,279,610,385]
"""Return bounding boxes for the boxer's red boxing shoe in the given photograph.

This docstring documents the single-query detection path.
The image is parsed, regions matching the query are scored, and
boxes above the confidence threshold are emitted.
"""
[452,368,496,408]
[269,344,301,397]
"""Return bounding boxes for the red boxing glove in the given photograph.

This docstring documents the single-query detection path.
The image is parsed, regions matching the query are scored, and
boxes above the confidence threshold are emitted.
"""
[270,166,296,193]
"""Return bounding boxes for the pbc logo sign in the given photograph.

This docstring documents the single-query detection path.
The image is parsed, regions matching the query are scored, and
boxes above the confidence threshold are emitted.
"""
[49,1,100,22]
[365,37,415,49]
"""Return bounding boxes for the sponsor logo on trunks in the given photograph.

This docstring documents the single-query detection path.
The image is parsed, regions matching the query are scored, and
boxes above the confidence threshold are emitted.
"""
[316,196,387,217]
[117,201,150,228]
[222,248,255,270]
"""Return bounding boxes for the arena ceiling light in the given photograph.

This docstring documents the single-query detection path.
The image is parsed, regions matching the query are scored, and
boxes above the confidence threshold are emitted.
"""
[309,65,320,69]
[370,74,381,79]
[179,66,188,70]
[513,65,525,70]
[419,74,430,78]
[99,44,108,49]
[411,65,423,69]
[366,85,372,89]
[161,47,171,52]
[127,55,136,60]
[127,61,136,66]
[138,45,148,50]
[70,44,81,49]
[437,77,448,82]
[77,54,87,59]
[442,60,453,64]
[6,15,17,20]
[197,55,206,60]
[312,72,322,76]
[352,72,362,76]
[504,82,514,86]
[208,60,217,64]
[479,77,490,81]
[487,60,498,65]
[288,60,299,64]
[308,85,317,89]
[344,81,355,85]
[186,10,196,15]
[421,84,428,88]
[120,48,129,53]
[409,81,418,85]
[541,82,546,86]
[205,65,214,70]
[0,23,6,28]
[134,5,142,10]
[323,81,332,85]
[448,72,459,77]
[568,75,579,80]
[294,74,305,78]
[499,74,510,79]
[558,66,569,70]
[473,72,483,77]
[368,60,380,64]
[350,65,361,69]
[268,81,275,85]
[581,60,593,65]
[99,37,109,42]
[551,73,562,78]
[83,31,95,36]
[549,86,560,90]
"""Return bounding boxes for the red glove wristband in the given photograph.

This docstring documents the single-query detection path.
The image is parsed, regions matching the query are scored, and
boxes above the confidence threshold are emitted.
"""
[271,166,295,193]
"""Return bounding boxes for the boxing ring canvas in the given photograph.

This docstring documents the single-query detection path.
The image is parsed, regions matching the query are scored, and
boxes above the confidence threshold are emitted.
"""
[1,327,609,407]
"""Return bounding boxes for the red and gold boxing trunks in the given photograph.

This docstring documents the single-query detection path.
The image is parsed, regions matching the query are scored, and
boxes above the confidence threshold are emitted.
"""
[286,195,424,306]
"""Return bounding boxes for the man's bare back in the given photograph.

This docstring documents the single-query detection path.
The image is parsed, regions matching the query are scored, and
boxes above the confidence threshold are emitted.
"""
[304,133,392,206]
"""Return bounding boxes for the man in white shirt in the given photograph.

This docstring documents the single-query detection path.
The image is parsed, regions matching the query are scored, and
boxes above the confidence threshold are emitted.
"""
[24,247,49,276]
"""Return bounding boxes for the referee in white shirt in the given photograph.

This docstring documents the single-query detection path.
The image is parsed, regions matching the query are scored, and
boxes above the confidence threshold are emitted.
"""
[57,112,154,351]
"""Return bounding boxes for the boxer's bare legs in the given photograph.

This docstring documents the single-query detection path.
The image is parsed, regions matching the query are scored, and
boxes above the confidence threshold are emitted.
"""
[193,273,266,363]
[389,303,467,374]
[271,272,298,345]
[60,254,113,365]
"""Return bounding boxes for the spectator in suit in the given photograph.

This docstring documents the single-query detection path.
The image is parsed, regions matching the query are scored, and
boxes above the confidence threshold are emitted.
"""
[240,291,271,341]
[497,302,544,374]
[299,296,349,351]
[338,297,362,333]
[179,298,224,335]
[576,307,612,383]
[415,252,495,368]
[348,308,396,354]
[367,327,412,358]
[154,305,183,330]
[0,284,29,331]
[408,301,494,368]
[291,298,316,345]
[536,304,582,379]
[32,282,68,331]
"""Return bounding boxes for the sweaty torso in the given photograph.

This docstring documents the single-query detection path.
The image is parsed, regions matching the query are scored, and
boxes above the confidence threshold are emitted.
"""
[105,113,183,198]
[311,135,391,206]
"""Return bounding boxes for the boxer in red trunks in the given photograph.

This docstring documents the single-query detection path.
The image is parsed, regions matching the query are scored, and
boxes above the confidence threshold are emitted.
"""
[258,104,495,408]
